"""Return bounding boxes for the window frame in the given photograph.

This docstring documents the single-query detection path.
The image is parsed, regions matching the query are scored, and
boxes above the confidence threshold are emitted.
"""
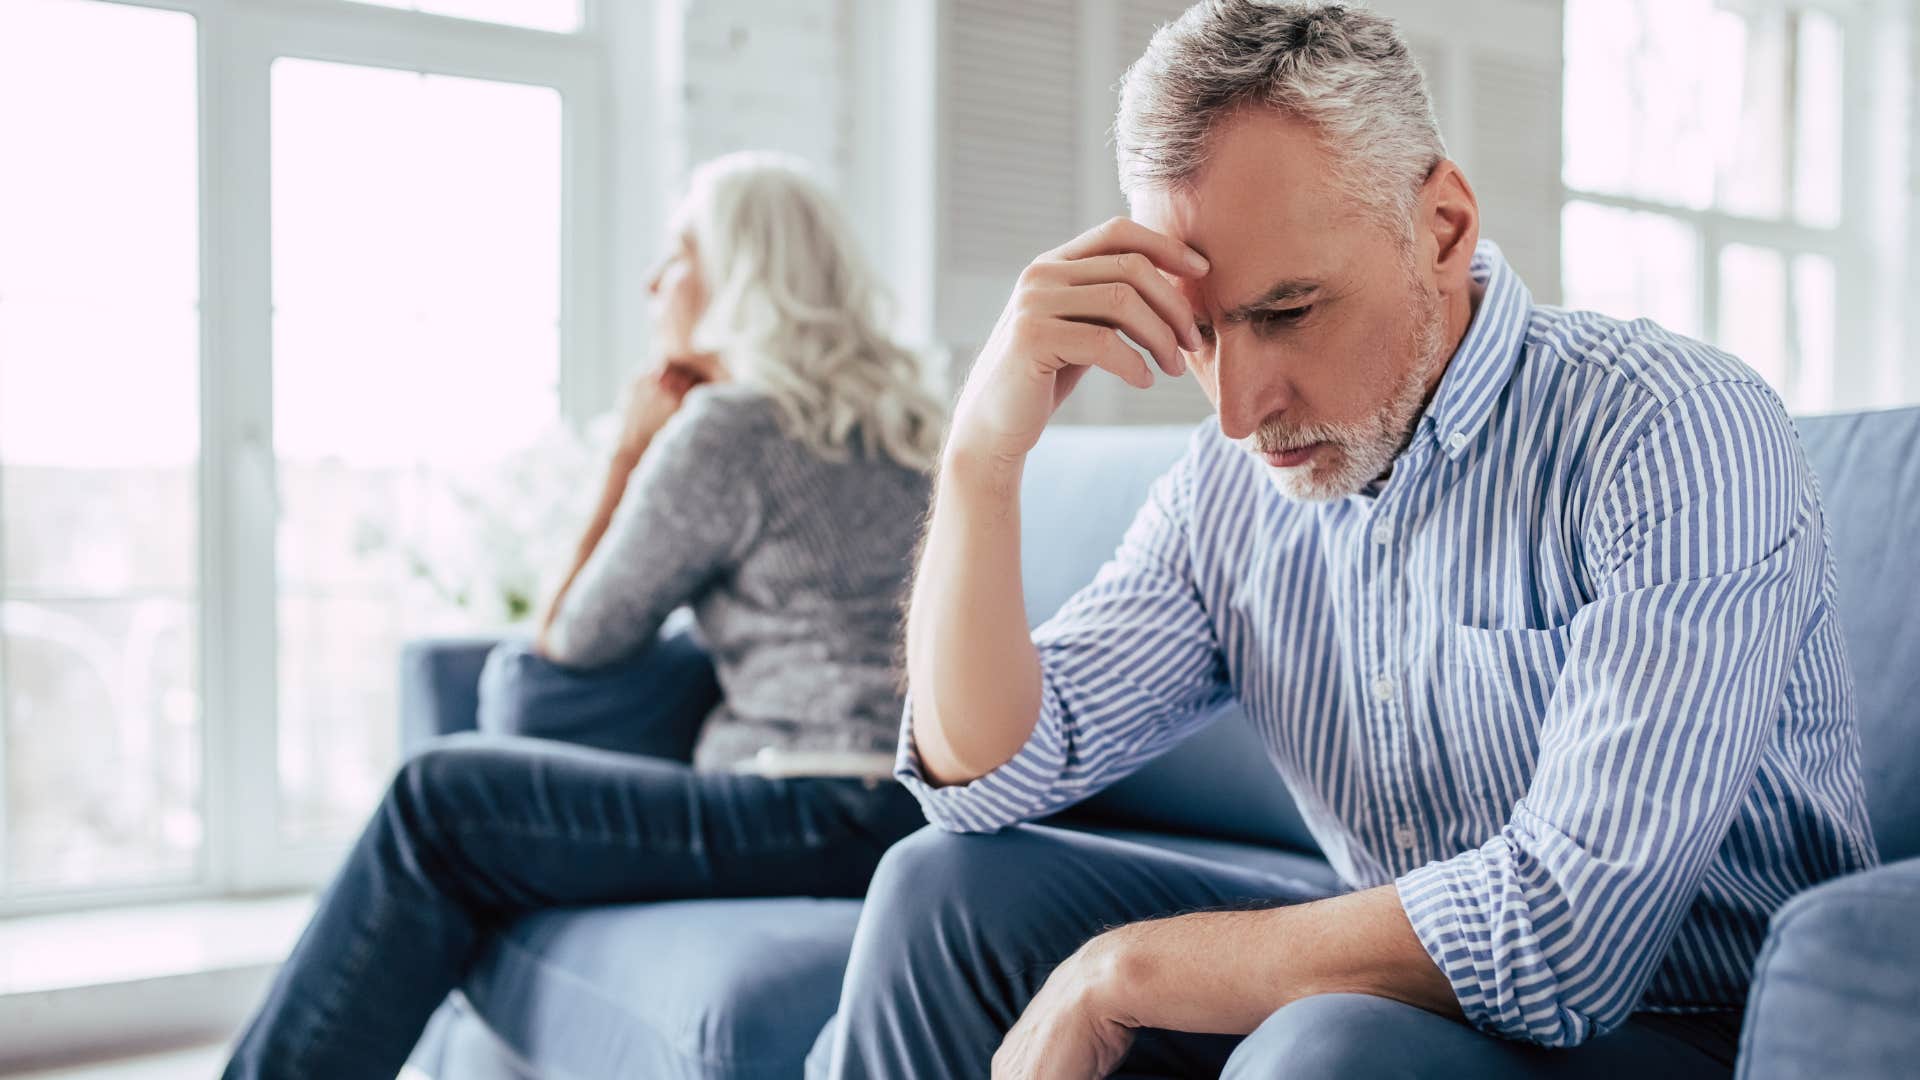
[0,0,611,916]
[1558,0,1884,414]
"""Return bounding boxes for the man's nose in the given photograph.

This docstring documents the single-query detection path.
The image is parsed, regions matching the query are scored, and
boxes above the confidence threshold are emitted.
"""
[1213,333,1287,441]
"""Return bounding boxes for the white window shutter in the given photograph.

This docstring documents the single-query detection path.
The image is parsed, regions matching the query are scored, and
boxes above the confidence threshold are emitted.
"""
[940,0,1081,275]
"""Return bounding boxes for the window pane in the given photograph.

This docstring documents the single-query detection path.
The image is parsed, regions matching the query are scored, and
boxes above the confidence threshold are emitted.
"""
[349,0,580,32]
[270,59,562,842]
[1560,201,1701,338]
[1793,10,1843,228]
[1790,253,1837,411]
[0,0,202,893]
[1718,243,1788,392]
[1714,6,1788,220]
[1563,0,1731,209]
[1563,0,1839,224]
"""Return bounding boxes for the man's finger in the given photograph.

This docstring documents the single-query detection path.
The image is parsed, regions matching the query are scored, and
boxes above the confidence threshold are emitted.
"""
[1027,283,1187,378]
[1042,252,1201,350]
[1051,216,1208,278]
[1027,319,1155,390]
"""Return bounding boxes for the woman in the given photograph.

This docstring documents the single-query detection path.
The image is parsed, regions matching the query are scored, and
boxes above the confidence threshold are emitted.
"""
[223,152,945,1079]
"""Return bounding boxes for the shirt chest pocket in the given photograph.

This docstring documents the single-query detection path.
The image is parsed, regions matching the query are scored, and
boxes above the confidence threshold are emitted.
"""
[1434,621,1574,823]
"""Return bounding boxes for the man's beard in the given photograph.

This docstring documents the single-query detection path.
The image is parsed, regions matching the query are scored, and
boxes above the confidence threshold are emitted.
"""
[1241,283,1449,503]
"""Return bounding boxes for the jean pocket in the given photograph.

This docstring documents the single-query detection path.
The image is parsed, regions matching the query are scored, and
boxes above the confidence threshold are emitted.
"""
[1436,621,1573,823]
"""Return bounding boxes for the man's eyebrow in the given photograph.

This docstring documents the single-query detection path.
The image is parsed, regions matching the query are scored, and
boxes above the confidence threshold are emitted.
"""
[1218,278,1323,322]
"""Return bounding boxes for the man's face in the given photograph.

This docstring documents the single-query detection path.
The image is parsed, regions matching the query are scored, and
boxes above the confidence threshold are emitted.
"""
[1132,109,1453,502]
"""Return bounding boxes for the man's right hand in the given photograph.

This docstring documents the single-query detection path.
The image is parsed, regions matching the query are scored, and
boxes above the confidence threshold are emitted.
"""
[904,218,1208,787]
[946,217,1210,469]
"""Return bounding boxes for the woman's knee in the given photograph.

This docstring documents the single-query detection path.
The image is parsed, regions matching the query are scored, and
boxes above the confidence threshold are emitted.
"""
[385,734,498,846]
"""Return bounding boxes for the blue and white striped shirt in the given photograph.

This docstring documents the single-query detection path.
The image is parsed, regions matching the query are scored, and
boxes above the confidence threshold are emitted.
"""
[895,241,1879,1047]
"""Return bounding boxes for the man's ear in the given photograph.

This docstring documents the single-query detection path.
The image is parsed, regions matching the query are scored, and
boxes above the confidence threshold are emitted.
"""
[1421,159,1479,287]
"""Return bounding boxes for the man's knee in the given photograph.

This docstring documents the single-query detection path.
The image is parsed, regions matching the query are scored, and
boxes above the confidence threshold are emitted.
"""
[1223,993,1418,1079]
[863,826,1005,927]
[854,825,1079,977]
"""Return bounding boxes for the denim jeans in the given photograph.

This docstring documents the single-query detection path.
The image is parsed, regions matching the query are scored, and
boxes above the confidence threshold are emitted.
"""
[223,733,924,1080]
[821,825,1745,1079]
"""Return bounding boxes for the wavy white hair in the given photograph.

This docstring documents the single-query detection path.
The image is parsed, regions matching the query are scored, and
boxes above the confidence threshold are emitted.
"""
[674,152,946,473]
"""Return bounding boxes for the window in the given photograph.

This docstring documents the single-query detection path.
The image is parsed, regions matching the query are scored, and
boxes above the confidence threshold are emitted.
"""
[0,0,202,898]
[1560,0,1862,413]
[271,59,562,841]
[0,0,602,914]
[350,0,582,33]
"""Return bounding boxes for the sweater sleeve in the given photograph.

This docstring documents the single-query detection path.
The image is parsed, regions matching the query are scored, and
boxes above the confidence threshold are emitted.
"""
[542,386,764,669]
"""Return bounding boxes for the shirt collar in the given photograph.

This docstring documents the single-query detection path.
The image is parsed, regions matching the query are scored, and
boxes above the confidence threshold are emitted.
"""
[1419,239,1532,462]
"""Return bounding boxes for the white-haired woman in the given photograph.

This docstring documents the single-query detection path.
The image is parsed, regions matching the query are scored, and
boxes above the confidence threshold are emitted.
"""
[224,153,945,1079]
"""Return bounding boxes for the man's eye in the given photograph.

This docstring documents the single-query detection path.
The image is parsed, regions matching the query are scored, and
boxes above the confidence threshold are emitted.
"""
[1193,323,1217,343]
[1256,306,1312,328]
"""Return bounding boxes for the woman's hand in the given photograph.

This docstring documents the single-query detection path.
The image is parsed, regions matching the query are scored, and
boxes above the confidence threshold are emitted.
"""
[615,352,723,463]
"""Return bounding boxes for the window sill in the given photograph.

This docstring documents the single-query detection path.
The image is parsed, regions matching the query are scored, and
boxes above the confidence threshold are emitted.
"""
[0,894,313,1073]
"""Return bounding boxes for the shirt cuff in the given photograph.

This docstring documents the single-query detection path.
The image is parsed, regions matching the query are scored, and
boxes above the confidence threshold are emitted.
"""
[1395,847,1505,1036]
[1393,824,1595,1049]
[891,680,1074,833]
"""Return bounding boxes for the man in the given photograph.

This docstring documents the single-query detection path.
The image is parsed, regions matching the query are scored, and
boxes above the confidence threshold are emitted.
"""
[821,2,1879,1078]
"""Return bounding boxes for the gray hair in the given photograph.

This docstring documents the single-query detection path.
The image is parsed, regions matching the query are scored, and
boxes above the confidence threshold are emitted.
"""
[1115,1,1447,239]
[675,152,947,473]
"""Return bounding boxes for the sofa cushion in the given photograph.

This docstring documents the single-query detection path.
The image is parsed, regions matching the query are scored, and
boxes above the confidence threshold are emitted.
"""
[447,829,1341,1080]
[475,611,720,762]
[460,897,864,1080]
[1793,406,1920,860]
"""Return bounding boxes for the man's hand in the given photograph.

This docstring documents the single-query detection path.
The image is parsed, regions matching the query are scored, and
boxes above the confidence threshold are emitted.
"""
[904,219,1208,786]
[947,217,1209,469]
[992,937,1137,1080]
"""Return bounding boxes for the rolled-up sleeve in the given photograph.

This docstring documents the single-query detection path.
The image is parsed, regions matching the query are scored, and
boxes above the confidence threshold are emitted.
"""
[1395,379,1827,1047]
[896,440,1233,832]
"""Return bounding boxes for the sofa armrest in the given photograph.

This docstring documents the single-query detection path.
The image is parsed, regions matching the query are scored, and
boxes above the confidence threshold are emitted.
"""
[399,635,507,755]
[1736,855,1920,1079]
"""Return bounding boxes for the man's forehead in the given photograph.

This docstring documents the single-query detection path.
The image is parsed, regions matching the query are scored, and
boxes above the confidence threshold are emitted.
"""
[1131,184,1337,313]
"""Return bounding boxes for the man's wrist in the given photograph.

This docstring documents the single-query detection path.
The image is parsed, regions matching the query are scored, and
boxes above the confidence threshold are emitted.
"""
[939,439,1025,502]
[1074,926,1149,1028]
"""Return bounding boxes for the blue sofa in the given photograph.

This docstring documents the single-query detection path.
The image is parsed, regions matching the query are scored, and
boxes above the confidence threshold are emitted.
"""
[401,406,1920,1080]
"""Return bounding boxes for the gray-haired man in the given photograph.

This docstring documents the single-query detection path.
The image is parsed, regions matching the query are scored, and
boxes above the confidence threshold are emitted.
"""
[821,1,1875,1078]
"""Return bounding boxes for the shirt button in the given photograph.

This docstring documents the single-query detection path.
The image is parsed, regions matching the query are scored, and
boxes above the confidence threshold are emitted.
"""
[1448,431,1469,451]
[1393,823,1418,850]
[1371,674,1396,702]
[1371,520,1392,545]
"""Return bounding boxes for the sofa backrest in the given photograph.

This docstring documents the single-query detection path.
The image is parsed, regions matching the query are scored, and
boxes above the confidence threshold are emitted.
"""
[1793,406,1920,861]
[1021,406,1920,863]
[1019,424,1319,853]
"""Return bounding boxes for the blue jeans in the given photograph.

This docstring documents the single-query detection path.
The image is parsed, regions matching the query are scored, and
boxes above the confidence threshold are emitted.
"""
[820,825,1745,1079]
[223,734,924,1080]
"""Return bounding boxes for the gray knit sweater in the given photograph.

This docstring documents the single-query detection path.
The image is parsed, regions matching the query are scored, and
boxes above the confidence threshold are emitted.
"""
[544,383,932,771]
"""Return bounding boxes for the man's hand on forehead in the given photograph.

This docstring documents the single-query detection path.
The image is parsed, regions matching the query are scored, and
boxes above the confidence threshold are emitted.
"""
[944,216,1213,468]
